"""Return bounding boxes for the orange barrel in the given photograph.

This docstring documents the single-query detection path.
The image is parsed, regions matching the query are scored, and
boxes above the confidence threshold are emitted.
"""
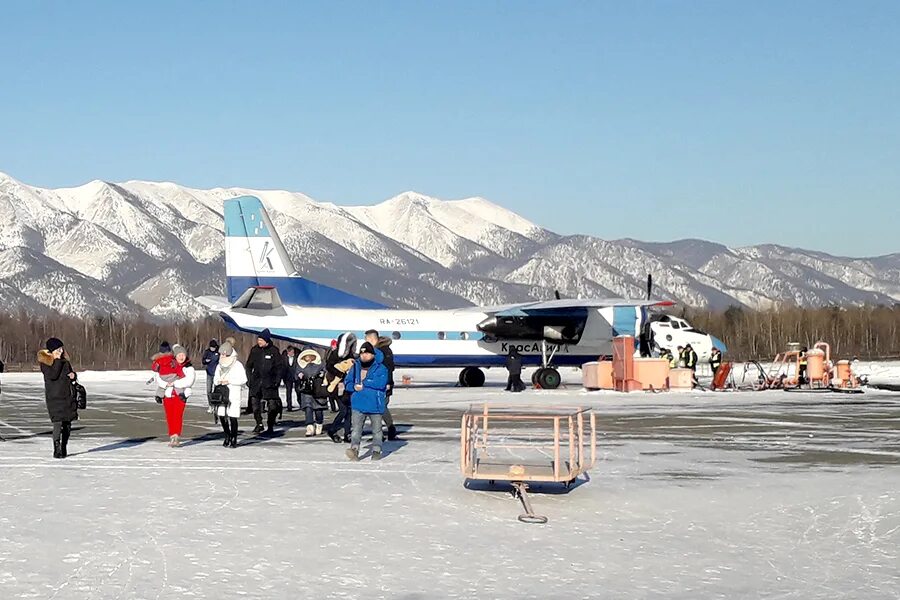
[836,360,851,385]
[806,349,826,381]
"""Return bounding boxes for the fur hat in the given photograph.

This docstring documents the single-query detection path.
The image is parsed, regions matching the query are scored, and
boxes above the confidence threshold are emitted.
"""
[46,338,64,352]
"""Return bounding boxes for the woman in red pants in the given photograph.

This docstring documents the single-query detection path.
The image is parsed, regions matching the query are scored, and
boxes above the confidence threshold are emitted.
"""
[153,344,196,447]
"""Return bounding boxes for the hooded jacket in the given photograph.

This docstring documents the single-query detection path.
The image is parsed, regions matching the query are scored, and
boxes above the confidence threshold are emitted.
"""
[38,349,78,422]
[202,346,220,376]
[374,336,395,395]
[505,349,523,376]
[345,348,388,414]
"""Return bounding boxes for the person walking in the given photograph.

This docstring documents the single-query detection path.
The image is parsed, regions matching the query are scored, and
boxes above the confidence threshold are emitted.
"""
[505,346,525,392]
[324,332,357,443]
[38,338,78,459]
[282,345,299,413]
[296,348,326,436]
[201,339,220,422]
[345,341,389,461]
[155,344,196,447]
[709,347,723,376]
[245,329,284,435]
[366,330,399,440]
[213,341,246,448]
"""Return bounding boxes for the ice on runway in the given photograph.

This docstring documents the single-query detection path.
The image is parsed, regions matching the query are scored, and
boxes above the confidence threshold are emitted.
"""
[0,369,898,599]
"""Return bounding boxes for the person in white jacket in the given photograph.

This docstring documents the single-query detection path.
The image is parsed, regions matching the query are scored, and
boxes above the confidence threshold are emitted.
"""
[213,341,247,448]
[154,344,196,448]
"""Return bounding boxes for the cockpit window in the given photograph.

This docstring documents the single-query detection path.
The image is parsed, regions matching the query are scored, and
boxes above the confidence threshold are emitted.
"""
[671,321,681,329]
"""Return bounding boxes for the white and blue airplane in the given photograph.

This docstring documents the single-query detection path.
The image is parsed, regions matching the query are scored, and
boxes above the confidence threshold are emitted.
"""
[199,196,726,389]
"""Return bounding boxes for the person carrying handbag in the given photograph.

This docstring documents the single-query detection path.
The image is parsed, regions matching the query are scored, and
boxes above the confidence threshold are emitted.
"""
[38,338,78,459]
[212,341,246,448]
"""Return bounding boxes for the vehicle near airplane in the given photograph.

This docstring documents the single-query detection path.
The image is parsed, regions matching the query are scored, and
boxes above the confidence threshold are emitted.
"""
[199,196,725,389]
[649,314,725,362]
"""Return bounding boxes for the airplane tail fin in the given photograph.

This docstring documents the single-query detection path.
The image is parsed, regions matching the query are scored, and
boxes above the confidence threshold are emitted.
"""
[223,196,386,309]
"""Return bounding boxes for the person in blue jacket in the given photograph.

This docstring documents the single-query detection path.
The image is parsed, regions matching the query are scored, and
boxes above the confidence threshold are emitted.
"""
[344,341,389,461]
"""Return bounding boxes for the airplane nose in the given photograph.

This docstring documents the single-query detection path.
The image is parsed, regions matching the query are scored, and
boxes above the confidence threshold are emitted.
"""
[711,335,727,353]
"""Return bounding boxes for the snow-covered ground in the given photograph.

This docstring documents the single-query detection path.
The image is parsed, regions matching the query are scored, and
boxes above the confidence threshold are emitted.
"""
[1,368,898,599]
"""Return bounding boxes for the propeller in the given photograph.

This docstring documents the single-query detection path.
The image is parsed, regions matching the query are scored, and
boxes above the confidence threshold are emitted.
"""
[554,289,561,300]
[647,274,653,300]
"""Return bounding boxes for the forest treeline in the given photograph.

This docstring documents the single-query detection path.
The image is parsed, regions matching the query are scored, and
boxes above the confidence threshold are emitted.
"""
[1,305,899,370]
[685,305,900,360]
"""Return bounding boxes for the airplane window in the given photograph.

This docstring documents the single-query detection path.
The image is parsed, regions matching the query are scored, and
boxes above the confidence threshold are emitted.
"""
[437,332,446,340]
[392,331,401,340]
[459,332,469,340]
[657,323,670,328]
[671,322,681,329]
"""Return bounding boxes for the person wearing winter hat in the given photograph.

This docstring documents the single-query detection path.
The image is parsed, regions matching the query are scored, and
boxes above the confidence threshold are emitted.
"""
[154,344,196,447]
[345,341,389,461]
[201,339,221,421]
[213,341,246,448]
[38,338,78,458]
[296,348,325,436]
[245,329,284,434]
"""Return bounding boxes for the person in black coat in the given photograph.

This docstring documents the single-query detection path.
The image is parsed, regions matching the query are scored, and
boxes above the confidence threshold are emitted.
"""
[38,338,78,458]
[505,347,525,392]
[245,329,284,434]
[324,332,357,443]
[281,345,299,413]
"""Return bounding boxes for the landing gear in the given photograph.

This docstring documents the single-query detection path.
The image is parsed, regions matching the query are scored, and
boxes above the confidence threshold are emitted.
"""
[531,340,562,389]
[533,367,561,390]
[458,367,485,388]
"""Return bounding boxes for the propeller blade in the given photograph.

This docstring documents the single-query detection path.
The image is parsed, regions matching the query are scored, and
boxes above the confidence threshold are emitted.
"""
[554,290,561,300]
[647,274,653,300]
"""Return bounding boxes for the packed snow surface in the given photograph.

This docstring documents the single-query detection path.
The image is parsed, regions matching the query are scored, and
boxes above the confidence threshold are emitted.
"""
[0,368,898,599]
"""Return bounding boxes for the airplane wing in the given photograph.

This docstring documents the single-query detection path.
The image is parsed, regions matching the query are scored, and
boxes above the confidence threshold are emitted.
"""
[487,298,674,316]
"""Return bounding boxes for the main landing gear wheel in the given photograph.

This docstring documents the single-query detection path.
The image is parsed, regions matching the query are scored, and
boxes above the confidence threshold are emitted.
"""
[534,368,561,390]
[458,367,485,388]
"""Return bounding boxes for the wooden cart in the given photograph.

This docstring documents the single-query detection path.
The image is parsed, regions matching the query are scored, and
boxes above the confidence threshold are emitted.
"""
[460,404,597,523]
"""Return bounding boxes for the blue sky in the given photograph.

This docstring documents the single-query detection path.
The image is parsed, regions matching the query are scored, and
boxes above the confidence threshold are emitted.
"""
[1,1,898,256]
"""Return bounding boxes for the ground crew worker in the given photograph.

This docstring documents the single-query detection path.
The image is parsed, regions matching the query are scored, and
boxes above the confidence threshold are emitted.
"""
[709,348,722,375]
[676,346,685,368]
[664,349,677,369]
[683,344,698,372]
[799,347,808,385]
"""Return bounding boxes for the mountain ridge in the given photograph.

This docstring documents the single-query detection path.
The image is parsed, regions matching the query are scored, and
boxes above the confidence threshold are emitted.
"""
[0,170,897,319]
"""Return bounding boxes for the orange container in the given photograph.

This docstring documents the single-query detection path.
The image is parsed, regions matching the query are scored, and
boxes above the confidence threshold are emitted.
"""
[668,368,694,391]
[836,360,851,386]
[633,358,669,390]
[806,349,826,381]
[582,361,614,390]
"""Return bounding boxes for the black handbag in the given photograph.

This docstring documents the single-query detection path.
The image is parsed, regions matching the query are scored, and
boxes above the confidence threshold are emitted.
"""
[72,382,87,410]
[210,384,230,407]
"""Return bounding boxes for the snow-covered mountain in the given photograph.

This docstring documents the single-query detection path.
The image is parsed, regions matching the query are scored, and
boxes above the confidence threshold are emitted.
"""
[0,170,897,320]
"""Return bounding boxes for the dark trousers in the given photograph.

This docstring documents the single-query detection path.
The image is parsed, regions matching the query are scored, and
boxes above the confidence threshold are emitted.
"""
[251,396,264,427]
[305,407,324,426]
[506,373,524,392]
[327,394,351,438]
[283,376,296,409]
[52,421,72,456]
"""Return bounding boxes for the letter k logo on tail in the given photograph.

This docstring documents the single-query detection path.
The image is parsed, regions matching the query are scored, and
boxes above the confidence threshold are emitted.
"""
[258,241,276,272]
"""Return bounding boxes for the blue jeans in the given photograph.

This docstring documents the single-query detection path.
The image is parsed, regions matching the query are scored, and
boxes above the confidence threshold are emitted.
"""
[350,410,383,453]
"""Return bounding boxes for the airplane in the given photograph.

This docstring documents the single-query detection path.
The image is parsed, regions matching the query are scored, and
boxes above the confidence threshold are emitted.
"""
[199,196,726,389]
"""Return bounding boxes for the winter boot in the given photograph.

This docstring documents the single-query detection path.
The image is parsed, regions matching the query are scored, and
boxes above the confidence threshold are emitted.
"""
[61,424,71,458]
[53,440,62,459]
[345,447,359,461]
[372,451,383,461]
[330,431,343,443]
[387,425,398,441]
[171,434,181,447]
[222,419,231,447]
[315,423,324,436]
[305,424,315,437]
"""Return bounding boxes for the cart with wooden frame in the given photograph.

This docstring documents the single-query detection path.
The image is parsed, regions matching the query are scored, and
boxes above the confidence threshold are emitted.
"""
[460,404,597,523]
